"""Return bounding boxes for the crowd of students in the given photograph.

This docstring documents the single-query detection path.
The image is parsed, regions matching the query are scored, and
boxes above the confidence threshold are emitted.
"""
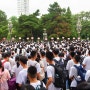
[0,39,90,90]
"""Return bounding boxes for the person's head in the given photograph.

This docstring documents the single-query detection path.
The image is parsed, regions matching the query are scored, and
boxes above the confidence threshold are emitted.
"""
[46,51,54,63]
[28,66,37,79]
[31,50,37,59]
[19,56,28,66]
[58,52,64,57]
[77,82,90,90]
[70,51,75,59]
[52,48,59,56]
[40,50,45,57]
[7,51,11,57]
[15,55,20,68]
[73,54,80,63]
[2,52,9,61]
[0,61,4,72]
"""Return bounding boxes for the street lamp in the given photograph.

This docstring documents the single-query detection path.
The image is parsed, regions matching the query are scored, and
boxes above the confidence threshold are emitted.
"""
[31,37,34,43]
[77,16,82,38]
[62,37,65,40]
[37,37,40,43]
[43,28,47,41]
[27,37,29,41]
[8,20,13,41]
[19,37,21,41]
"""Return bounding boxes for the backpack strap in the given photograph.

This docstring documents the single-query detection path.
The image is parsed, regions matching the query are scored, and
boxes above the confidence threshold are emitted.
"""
[40,81,43,88]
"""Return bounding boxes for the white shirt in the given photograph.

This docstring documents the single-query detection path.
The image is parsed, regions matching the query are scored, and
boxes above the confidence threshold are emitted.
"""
[66,59,75,73]
[83,56,90,71]
[12,64,23,80]
[27,60,41,73]
[47,65,61,90]
[41,57,47,72]
[2,60,11,71]
[9,57,16,69]
[54,57,60,61]
[30,80,45,89]
[69,63,80,87]
[85,70,90,81]
[16,68,27,84]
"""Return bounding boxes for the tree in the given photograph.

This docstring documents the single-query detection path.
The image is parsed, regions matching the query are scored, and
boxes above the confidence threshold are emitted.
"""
[18,13,42,40]
[0,10,8,40]
[41,2,71,39]
[9,16,19,38]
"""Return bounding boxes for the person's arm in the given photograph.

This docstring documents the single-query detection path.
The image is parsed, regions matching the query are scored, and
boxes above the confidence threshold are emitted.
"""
[46,66,53,89]
[82,58,86,68]
[46,77,53,89]
[36,63,41,80]
[69,67,75,80]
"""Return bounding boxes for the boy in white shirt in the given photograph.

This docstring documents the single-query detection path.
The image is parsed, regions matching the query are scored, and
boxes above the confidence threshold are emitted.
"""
[27,66,46,89]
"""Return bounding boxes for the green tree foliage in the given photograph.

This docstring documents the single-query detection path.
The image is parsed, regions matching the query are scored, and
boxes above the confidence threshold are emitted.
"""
[76,11,90,39]
[41,2,72,39]
[9,16,19,38]
[0,10,8,40]
[18,12,43,40]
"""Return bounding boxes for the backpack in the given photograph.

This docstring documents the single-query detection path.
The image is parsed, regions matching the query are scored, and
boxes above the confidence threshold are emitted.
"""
[50,64,67,89]
[8,77,16,90]
[74,65,86,84]
[21,81,47,90]
[53,58,65,70]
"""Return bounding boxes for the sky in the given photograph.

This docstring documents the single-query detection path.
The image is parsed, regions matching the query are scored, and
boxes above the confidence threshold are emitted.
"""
[0,0,90,18]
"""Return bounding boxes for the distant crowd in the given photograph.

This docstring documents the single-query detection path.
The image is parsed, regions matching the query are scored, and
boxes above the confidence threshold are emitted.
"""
[0,39,90,90]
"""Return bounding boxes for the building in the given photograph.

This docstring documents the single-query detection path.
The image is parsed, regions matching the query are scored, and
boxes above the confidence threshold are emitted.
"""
[17,0,29,16]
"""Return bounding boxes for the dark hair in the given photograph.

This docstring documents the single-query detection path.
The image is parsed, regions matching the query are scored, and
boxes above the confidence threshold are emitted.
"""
[52,48,59,55]
[59,52,64,57]
[15,55,20,68]
[40,51,45,56]
[19,56,28,64]
[28,66,37,78]
[7,51,11,57]
[46,51,54,61]
[2,52,9,58]
[31,50,37,58]
[74,55,81,62]
[36,53,40,62]
[0,61,4,72]
[70,51,75,58]
[76,50,81,56]
[69,45,75,52]
[77,82,90,90]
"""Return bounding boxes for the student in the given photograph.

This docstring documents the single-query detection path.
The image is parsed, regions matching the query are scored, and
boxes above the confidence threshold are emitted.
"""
[0,61,11,90]
[27,66,46,89]
[52,48,60,61]
[12,55,23,90]
[69,55,81,90]
[1,52,11,73]
[82,50,90,71]
[46,51,61,90]
[40,50,47,84]
[16,56,28,89]
[27,50,41,80]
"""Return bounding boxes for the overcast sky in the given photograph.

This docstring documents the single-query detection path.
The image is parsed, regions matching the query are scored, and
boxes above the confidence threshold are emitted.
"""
[0,0,90,18]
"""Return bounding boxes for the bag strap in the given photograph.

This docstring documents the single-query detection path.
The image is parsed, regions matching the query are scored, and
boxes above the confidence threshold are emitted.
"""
[40,81,43,88]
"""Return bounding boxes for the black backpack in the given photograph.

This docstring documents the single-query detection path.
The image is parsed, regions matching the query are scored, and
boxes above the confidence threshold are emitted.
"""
[50,64,67,89]
[53,58,65,70]
[20,81,47,90]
